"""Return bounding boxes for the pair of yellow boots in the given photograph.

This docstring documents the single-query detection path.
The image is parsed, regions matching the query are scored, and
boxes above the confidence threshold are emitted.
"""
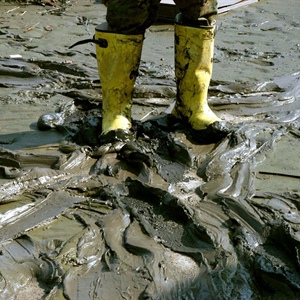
[95,20,221,135]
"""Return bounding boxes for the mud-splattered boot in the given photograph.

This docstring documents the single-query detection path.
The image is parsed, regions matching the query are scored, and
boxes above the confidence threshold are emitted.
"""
[95,24,144,136]
[172,15,227,138]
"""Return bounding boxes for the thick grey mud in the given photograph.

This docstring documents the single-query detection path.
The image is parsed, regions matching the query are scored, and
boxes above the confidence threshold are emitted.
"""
[0,1,300,299]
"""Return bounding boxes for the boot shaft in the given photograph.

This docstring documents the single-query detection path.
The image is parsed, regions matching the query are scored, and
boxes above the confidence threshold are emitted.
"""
[95,25,144,134]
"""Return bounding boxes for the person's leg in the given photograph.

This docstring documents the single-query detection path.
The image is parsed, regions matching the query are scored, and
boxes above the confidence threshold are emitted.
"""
[105,0,160,34]
[174,0,218,25]
[95,0,160,135]
[172,0,222,131]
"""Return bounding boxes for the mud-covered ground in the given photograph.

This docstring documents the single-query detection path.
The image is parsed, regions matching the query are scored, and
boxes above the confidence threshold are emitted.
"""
[0,0,300,299]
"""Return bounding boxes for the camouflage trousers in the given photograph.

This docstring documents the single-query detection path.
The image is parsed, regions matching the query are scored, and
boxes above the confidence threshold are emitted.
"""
[103,0,218,33]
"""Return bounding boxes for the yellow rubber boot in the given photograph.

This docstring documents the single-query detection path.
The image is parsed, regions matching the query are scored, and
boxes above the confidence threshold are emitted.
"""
[95,25,144,134]
[172,21,221,131]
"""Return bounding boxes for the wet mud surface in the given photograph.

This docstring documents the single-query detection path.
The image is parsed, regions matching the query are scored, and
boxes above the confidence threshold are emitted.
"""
[0,0,300,299]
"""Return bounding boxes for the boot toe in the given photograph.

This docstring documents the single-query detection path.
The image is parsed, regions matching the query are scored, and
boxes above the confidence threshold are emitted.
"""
[190,120,232,144]
[99,129,133,145]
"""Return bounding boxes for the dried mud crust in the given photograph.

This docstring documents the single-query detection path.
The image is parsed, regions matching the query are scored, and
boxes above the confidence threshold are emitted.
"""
[0,0,300,299]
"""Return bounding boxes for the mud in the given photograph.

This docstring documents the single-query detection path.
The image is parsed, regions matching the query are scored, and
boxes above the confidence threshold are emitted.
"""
[0,0,300,299]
